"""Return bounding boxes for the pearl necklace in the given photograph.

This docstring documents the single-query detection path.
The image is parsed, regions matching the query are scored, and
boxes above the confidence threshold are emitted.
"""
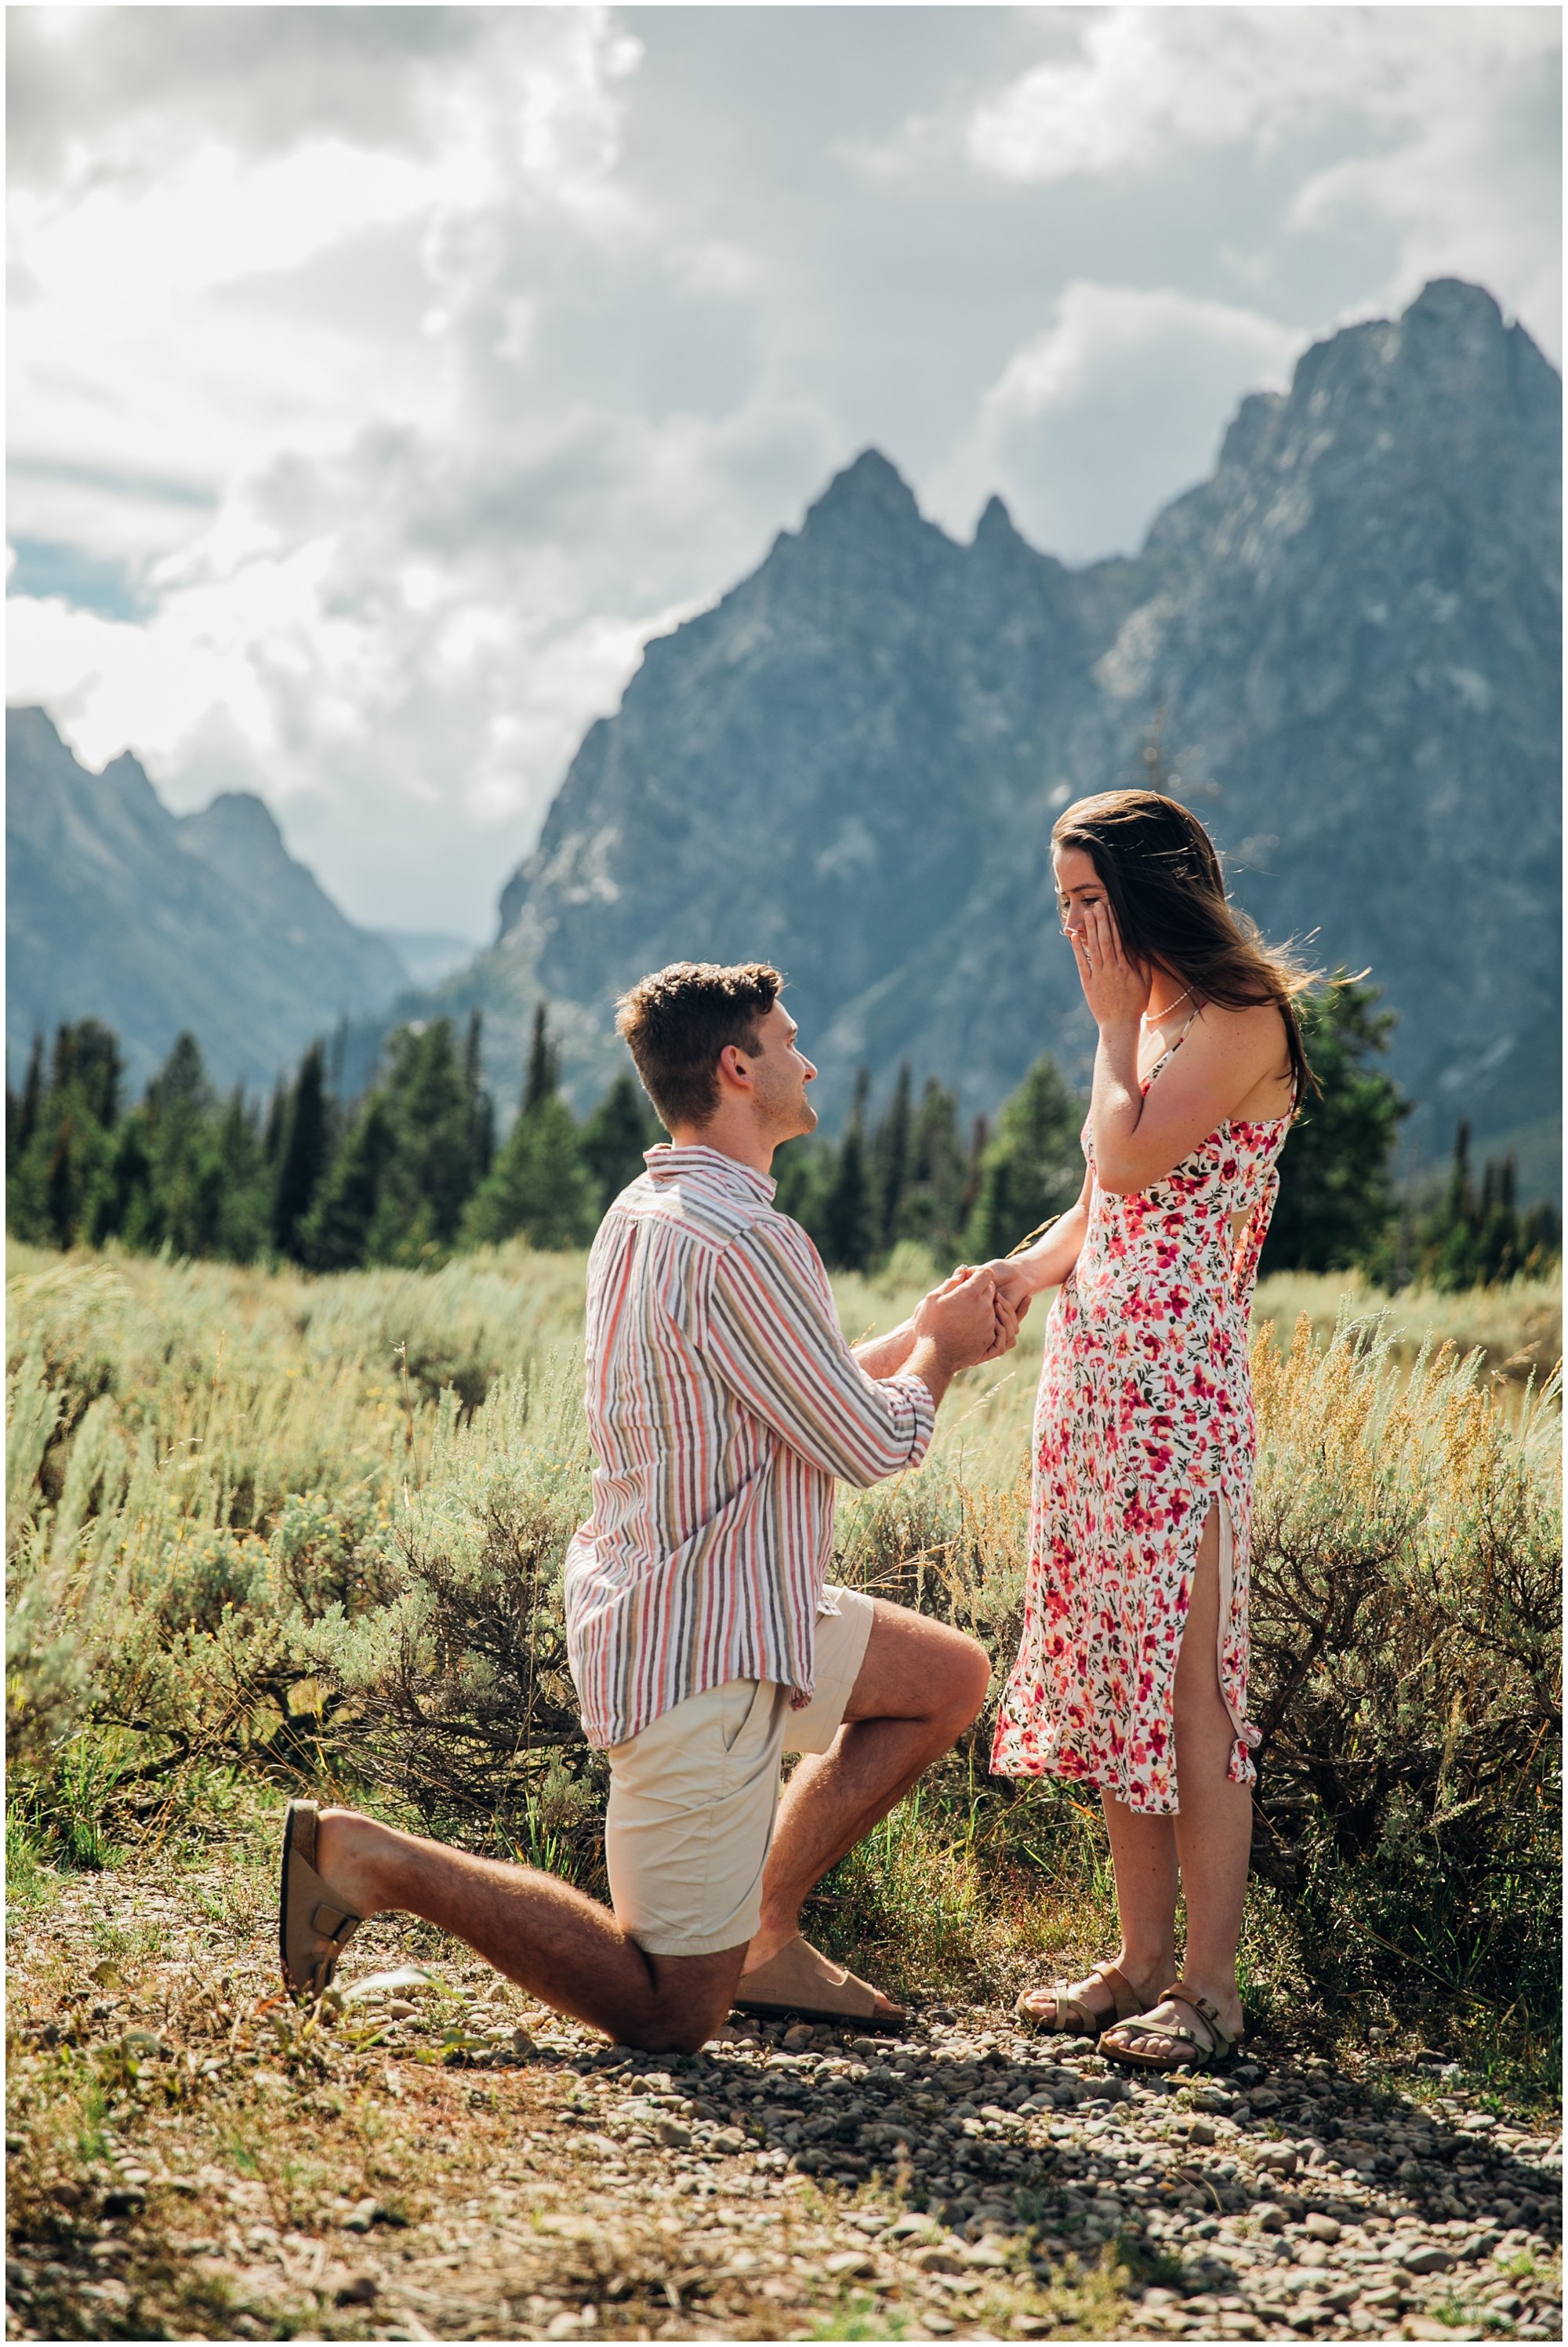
[1141,985,1195,1026]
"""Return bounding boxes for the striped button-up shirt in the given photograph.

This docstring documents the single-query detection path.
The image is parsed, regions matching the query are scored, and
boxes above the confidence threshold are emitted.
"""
[564,1143,936,1749]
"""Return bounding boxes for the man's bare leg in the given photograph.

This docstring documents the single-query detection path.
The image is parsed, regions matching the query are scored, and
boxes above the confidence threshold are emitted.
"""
[307,1603,986,2048]
[742,1600,990,1990]
[310,1813,745,2054]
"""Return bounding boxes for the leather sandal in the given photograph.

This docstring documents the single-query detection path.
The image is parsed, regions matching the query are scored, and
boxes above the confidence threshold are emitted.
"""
[279,1800,362,2001]
[733,1935,903,2028]
[1014,1958,1146,2036]
[1098,1976,1242,2072]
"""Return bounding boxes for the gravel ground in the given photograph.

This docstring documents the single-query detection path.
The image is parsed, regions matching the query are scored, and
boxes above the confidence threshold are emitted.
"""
[6,1866,1561,2343]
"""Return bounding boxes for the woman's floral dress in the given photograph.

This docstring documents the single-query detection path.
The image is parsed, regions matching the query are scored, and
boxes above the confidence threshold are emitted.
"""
[990,1036,1293,1815]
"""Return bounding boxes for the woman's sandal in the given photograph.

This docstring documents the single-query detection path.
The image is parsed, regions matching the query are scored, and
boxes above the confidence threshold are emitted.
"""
[1097,1976,1241,2072]
[1014,1958,1149,2036]
[279,1800,363,2002]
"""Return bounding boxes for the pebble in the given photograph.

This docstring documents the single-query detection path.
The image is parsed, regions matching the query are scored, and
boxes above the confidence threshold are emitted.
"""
[912,2245,967,2274]
[824,2249,874,2277]
[13,1934,1565,2347]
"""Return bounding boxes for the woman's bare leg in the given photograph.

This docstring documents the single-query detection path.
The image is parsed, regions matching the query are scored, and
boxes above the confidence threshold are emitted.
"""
[1109,1502,1250,2056]
[1102,1794,1180,1998]
[1015,1794,1175,2025]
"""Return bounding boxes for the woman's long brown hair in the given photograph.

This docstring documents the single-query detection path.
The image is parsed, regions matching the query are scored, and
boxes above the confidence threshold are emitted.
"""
[1052,789,1321,1109]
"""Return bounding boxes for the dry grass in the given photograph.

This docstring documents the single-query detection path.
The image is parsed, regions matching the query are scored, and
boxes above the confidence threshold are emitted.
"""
[5,1857,1145,2343]
[1250,1269,1561,1393]
[6,1239,1561,2342]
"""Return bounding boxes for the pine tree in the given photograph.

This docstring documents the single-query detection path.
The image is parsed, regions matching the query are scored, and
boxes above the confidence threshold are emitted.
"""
[1403,1124,1559,1291]
[369,1020,479,1259]
[463,1002,595,1249]
[140,1035,221,1257]
[463,1010,495,1184]
[271,1042,331,1259]
[44,1109,81,1249]
[893,1078,968,1259]
[580,1070,662,1210]
[964,1058,1084,1262]
[86,1112,155,1248]
[263,1082,288,1168]
[9,1022,121,1248]
[1262,980,1410,1274]
[8,1035,44,1176]
[818,1070,876,1270]
[215,1090,271,1262]
[300,1099,397,1271]
[522,1003,561,1115]
[871,1064,913,1252]
[463,1095,597,1249]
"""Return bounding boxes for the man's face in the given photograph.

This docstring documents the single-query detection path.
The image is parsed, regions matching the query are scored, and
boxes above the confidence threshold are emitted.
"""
[742,1001,818,1144]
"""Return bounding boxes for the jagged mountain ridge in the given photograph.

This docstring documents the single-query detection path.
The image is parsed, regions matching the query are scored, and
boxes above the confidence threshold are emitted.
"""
[6,706,411,1095]
[451,278,1558,1188]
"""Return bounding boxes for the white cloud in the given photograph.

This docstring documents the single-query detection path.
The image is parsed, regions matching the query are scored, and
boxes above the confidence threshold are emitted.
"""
[960,7,1560,354]
[1287,53,1561,354]
[6,5,1559,936]
[927,282,1301,559]
[7,376,840,932]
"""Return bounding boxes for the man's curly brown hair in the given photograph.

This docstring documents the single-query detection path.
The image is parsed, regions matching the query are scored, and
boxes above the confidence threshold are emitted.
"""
[615,961,784,1131]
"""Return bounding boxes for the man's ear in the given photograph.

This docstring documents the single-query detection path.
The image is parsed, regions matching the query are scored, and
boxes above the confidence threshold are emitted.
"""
[717,1042,753,1093]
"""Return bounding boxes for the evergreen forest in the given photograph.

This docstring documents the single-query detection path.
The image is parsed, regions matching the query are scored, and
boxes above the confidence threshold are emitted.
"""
[6,983,1559,1288]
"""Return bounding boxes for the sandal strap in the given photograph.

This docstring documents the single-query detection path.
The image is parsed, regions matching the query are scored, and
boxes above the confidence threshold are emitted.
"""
[312,1901,359,1946]
[1050,1983,1098,2033]
[1088,1960,1144,2022]
[1163,1978,1236,2055]
[1105,2016,1200,2053]
[1019,1960,1155,2035]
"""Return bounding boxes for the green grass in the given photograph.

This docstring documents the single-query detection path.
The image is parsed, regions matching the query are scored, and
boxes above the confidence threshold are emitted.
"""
[805,2300,914,2340]
[6,1237,1562,2080]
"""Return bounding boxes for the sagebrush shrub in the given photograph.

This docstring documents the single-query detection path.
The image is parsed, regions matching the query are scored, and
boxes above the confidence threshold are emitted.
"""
[5,1244,1559,2044]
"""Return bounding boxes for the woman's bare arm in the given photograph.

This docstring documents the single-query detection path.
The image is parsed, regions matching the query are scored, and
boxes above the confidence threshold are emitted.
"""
[985,1164,1093,1306]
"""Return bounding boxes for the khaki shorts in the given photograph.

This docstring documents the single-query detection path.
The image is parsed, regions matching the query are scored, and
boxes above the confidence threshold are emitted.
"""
[603,1586,875,1958]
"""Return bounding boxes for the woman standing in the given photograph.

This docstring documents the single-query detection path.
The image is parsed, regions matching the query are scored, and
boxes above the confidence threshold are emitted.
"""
[987,790,1313,2069]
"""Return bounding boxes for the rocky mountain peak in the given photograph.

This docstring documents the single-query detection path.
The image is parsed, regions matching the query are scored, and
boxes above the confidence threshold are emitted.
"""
[804,446,924,530]
[464,279,1558,1189]
[96,747,162,807]
[768,446,949,605]
[7,707,407,1092]
[191,789,285,847]
[178,790,292,888]
[1216,391,1287,474]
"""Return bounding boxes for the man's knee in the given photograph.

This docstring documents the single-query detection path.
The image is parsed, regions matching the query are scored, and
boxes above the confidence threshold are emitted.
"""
[620,1996,728,2057]
[619,1947,744,2055]
[934,1628,992,1730]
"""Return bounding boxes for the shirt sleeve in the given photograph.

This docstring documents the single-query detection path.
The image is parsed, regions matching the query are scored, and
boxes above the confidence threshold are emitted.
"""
[707,1214,936,1488]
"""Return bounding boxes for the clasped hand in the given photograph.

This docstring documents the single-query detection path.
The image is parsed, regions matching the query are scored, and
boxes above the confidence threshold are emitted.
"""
[915,1259,1028,1369]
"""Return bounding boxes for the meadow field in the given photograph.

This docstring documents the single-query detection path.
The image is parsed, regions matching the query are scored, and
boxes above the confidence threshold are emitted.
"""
[5,1240,1562,2342]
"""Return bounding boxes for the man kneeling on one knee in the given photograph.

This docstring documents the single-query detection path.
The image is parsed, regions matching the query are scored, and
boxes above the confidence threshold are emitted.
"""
[280,960,1014,2051]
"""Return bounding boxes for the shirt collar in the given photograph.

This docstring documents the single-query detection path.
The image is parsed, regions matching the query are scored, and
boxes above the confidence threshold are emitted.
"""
[644,1142,776,1204]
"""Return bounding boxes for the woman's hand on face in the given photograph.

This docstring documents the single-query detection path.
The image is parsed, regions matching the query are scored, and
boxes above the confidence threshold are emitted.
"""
[1071,896,1151,1030]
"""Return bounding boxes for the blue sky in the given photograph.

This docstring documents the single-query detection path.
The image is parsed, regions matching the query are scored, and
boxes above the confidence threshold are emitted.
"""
[8,5,1560,934]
